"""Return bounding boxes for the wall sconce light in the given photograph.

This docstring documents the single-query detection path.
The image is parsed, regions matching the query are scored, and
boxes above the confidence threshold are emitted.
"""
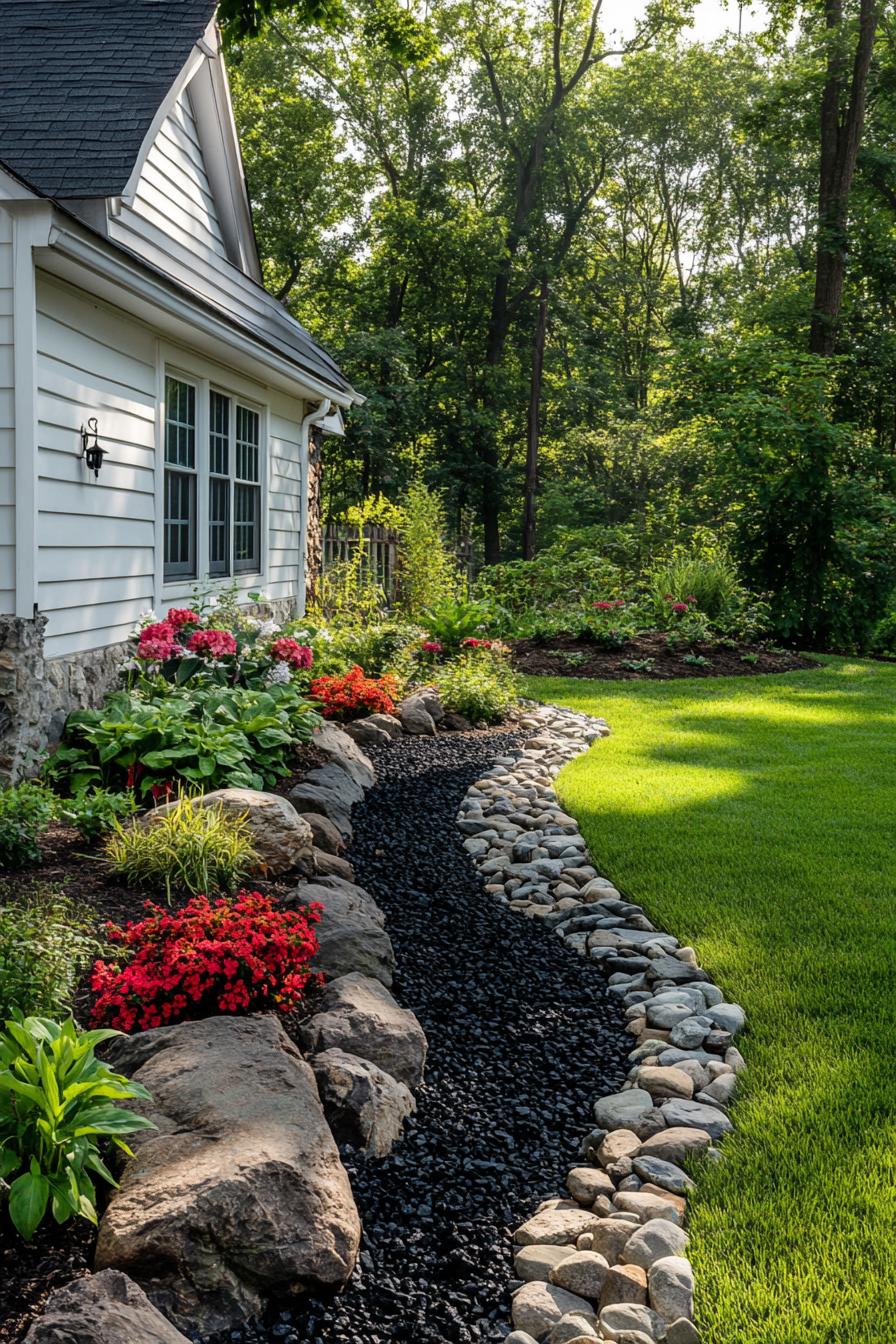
[80,417,106,479]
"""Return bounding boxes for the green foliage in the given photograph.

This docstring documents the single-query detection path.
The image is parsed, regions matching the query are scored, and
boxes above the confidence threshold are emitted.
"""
[0,889,107,1022]
[646,539,744,622]
[57,789,138,842]
[394,482,462,619]
[104,797,258,902]
[475,547,626,633]
[435,650,519,724]
[0,783,56,872]
[0,1015,155,1240]
[420,597,494,646]
[871,609,896,655]
[48,684,321,798]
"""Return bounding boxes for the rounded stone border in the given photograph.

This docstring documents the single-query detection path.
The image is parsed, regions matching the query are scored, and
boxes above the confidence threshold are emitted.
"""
[457,702,747,1344]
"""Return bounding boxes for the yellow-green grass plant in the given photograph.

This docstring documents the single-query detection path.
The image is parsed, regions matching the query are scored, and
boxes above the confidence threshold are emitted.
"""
[105,795,258,901]
[522,658,896,1344]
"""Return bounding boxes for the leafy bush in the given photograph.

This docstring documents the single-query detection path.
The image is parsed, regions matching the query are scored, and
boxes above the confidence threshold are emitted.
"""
[327,622,423,679]
[0,888,107,1021]
[871,609,896,655]
[435,649,519,724]
[420,596,494,646]
[90,891,322,1033]
[646,539,743,623]
[394,481,462,619]
[310,665,399,720]
[48,683,321,798]
[0,1015,154,1239]
[0,783,56,871]
[57,788,138,841]
[104,796,257,901]
[474,546,625,630]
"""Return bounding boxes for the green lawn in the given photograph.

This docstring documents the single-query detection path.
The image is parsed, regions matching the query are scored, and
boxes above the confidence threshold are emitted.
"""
[523,658,896,1344]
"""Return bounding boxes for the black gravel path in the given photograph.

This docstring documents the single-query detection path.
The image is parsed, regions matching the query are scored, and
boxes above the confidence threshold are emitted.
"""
[206,729,630,1344]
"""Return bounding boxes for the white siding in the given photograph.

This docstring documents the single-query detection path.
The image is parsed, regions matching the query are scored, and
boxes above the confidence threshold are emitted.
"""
[36,275,157,657]
[35,273,307,657]
[132,89,229,265]
[0,209,14,613]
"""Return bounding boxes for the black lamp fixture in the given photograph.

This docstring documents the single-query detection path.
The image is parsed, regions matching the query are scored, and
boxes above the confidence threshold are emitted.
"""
[79,417,106,479]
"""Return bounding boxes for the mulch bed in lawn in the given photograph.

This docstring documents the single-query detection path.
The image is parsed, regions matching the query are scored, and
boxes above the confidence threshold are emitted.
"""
[509,630,818,680]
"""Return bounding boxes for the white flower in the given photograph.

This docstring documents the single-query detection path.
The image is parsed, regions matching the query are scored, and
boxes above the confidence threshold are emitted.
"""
[266,662,292,684]
[259,619,280,638]
[243,616,261,631]
[319,628,333,643]
[132,609,157,635]
[208,594,220,608]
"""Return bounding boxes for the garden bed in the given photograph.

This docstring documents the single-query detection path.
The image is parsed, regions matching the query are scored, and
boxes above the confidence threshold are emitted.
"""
[509,632,817,680]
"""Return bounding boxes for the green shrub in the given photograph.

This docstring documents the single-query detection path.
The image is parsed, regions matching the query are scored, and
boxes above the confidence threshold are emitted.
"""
[0,783,56,871]
[0,1015,154,1239]
[421,596,494,646]
[871,609,896,655]
[104,795,257,901]
[394,481,462,619]
[0,887,107,1021]
[646,540,743,622]
[474,547,625,629]
[330,622,424,678]
[58,788,138,842]
[436,649,519,724]
[47,682,321,798]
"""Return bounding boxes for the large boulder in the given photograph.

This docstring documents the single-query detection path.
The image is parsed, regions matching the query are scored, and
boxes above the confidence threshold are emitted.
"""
[311,1047,416,1157]
[298,812,346,855]
[143,789,313,878]
[396,695,437,736]
[311,723,376,790]
[285,877,387,927]
[299,971,427,1089]
[342,718,394,747]
[97,1016,361,1335]
[289,765,365,836]
[312,902,395,985]
[24,1270,190,1344]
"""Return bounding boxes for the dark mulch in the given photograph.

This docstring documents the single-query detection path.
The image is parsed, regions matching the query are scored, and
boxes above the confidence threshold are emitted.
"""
[203,728,630,1344]
[510,630,817,680]
[0,1219,95,1344]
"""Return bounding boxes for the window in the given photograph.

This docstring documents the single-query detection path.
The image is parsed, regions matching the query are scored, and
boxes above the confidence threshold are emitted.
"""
[164,376,196,579]
[162,372,264,585]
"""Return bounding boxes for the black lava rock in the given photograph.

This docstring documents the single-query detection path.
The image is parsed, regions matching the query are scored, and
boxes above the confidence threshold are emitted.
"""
[202,730,629,1344]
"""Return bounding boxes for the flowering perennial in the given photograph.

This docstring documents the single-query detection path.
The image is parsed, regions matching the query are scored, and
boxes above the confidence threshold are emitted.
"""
[270,637,314,669]
[310,664,399,719]
[187,628,238,658]
[90,891,322,1033]
[136,621,178,662]
[421,641,444,654]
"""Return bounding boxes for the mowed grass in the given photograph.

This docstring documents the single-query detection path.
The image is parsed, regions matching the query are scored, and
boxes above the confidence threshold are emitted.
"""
[523,659,896,1344]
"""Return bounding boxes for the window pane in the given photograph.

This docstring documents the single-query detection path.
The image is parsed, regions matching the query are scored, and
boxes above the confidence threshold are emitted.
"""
[210,390,229,476]
[234,482,260,573]
[209,476,230,576]
[235,405,260,483]
[165,377,195,468]
[164,470,196,578]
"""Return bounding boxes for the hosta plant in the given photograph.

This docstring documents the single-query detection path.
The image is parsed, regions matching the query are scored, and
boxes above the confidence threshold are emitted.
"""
[0,1016,154,1239]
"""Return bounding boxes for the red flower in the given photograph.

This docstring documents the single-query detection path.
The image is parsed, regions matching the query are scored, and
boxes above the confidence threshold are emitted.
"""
[310,665,398,720]
[671,601,689,614]
[136,621,178,661]
[593,601,615,611]
[187,628,237,658]
[90,891,322,1033]
[270,637,314,669]
[167,608,201,628]
[616,599,626,607]
[664,594,674,602]
[685,595,698,605]
[462,637,484,647]
[421,641,443,654]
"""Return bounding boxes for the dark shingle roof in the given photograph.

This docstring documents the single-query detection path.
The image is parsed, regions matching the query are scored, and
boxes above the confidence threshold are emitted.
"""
[0,0,217,197]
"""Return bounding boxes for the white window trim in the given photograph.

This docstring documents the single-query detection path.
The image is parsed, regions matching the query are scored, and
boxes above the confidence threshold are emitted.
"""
[153,342,270,609]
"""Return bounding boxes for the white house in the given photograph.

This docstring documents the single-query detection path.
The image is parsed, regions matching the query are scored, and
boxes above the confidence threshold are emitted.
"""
[0,0,359,778]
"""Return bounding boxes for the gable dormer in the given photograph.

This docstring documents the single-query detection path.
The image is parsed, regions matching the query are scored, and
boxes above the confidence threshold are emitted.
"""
[110,23,262,285]
[132,86,228,265]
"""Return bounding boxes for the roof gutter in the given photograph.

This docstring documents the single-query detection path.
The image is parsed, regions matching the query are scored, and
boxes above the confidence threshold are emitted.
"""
[43,221,362,408]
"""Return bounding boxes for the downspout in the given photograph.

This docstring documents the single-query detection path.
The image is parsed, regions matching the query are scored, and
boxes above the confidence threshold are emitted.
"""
[298,398,331,617]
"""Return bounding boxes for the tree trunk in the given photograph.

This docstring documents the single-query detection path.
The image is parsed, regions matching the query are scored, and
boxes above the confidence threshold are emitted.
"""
[305,428,324,608]
[522,276,549,560]
[808,0,880,356]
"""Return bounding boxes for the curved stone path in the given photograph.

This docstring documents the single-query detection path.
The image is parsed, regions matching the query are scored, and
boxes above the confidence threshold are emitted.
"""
[269,727,632,1344]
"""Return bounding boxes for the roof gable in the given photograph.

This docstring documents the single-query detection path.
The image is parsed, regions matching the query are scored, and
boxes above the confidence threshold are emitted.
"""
[0,0,217,199]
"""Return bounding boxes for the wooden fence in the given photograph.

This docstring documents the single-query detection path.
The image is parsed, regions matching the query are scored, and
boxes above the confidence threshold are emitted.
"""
[322,523,472,604]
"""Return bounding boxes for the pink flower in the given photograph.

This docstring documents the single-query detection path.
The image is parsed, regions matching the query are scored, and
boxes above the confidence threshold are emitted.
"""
[421,641,443,654]
[187,629,237,658]
[270,637,313,669]
[593,601,615,611]
[167,608,201,628]
[616,599,626,607]
[136,621,177,661]
[671,602,689,614]
[685,595,697,605]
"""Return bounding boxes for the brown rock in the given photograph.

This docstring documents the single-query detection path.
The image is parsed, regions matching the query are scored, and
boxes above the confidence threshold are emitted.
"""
[599,1263,648,1309]
[143,788,313,877]
[299,972,427,1089]
[313,848,355,882]
[96,1017,360,1335]
[24,1270,191,1343]
[299,812,346,854]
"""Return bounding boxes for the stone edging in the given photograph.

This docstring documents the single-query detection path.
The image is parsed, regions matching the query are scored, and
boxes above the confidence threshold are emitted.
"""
[457,702,747,1344]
